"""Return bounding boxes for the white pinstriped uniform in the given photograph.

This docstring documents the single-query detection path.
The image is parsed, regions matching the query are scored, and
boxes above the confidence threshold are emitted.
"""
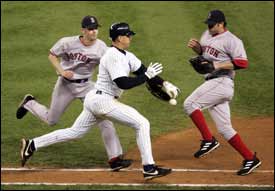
[30,36,123,160]
[184,30,248,140]
[34,47,155,165]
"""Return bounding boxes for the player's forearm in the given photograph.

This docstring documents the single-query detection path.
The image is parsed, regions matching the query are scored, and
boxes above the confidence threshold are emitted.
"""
[48,54,63,74]
[213,61,234,70]
[113,75,147,90]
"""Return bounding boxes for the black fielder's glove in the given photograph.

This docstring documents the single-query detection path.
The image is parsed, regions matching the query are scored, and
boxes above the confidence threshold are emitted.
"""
[146,82,171,101]
[146,77,180,102]
[189,55,215,74]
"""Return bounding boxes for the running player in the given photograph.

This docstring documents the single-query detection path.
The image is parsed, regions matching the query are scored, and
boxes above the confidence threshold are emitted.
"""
[184,10,261,176]
[20,22,174,180]
[17,15,131,171]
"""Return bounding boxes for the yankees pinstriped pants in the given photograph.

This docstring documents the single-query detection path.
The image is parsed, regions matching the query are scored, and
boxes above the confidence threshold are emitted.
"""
[33,89,155,165]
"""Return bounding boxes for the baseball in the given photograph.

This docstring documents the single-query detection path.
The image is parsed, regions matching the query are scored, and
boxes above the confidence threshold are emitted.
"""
[169,99,177,105]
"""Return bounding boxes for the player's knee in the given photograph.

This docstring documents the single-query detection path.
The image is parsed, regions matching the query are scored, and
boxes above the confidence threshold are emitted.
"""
[136,117,150,130]
[47,120,58,126]
[98,120,114,129]
[70,129,86,139]
[142,118,150,128]
[217,126,236,140]
[183,98,197,115]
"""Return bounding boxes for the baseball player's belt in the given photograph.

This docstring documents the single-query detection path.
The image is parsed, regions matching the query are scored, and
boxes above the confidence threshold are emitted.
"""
[64,77,89,83]
[96,90,119,99]
[205,70,234,81]
[205,75,233,81]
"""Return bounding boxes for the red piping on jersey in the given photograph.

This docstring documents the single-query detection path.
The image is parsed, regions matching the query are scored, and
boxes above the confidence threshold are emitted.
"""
[49,51,57,57]
[212,28,228,37]
[233,58,248,69]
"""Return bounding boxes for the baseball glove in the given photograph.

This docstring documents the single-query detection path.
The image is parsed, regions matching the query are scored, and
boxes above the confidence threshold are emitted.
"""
[146,78,180,101]
[146,81,171,101]
[189,55,215,74]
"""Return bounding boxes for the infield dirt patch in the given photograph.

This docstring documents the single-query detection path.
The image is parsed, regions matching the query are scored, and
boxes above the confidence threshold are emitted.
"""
[2,117,274,185]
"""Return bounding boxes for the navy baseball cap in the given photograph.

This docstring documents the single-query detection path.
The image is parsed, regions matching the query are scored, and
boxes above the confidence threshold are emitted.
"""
[109,22,136,41]
[204,10,226,25]
[81,15,101,29]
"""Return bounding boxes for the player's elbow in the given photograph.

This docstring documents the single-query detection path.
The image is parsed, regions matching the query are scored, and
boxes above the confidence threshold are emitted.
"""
[48,52,58,61]
[233,59,248,70]
[47,120,58,126]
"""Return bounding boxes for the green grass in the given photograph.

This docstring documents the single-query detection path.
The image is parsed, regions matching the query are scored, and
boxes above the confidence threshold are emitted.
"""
[1,1,274,190]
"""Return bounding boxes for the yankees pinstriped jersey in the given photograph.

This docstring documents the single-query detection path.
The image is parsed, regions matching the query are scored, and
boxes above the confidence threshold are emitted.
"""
[200,30,248,79]
[50,36,107,79]
[83,45,155,165]
[95,47,142,97]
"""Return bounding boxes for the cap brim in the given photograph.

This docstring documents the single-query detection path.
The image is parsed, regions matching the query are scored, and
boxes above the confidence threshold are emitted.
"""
[86,24,101,29]
[204,20,217,25]
[127,31,135,36]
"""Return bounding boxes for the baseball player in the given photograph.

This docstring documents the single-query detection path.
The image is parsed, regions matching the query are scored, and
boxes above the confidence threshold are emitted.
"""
[184,10,261,176]
[17,15,132,171]
[20,22,177,180]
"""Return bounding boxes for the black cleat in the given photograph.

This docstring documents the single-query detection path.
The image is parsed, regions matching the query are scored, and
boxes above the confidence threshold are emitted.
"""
[109,156,133,172]
[143,165,172,180]
[16,94,35,119]
[20,138,35,167]
[194,137,220,158]
[237,154,262,176]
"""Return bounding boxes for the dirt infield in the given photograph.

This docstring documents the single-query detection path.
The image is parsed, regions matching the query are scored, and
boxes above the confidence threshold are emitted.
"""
[2,117,274,186]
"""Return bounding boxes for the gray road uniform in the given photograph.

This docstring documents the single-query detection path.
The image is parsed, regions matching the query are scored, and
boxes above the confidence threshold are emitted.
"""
[24,36,123,160]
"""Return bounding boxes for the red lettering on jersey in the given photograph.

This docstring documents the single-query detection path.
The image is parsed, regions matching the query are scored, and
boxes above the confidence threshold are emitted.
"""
[202,46,220,58]
[69,53,74,60]
[209,48,214,55]
[74,53,78,60]
[78,53,83,60]
[213,50,219,57]
[81,55,87,62]
[65,52,91,63]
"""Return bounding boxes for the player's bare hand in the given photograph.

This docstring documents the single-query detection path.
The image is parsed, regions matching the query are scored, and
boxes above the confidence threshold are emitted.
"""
[188,38,202,54]
[61,70,74,79]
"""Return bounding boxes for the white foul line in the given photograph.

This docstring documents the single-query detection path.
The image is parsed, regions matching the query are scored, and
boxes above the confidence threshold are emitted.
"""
[2,168,273,188]
[1,167,274,173]
[1,182,274,188]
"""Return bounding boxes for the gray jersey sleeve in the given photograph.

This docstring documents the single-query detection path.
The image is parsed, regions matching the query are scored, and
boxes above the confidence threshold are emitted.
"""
[50,37,66,57]
[226,38,247,60]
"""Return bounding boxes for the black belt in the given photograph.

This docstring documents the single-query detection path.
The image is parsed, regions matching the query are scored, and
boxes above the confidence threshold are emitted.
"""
[64,77,88,83]
[205,75,233,81]
[96,90,119,99]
